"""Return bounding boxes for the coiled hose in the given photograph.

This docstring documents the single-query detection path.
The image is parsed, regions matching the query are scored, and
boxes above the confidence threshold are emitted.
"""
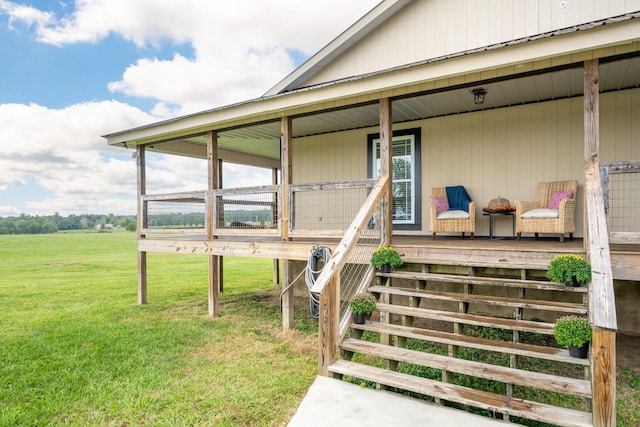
[305,246,332,320]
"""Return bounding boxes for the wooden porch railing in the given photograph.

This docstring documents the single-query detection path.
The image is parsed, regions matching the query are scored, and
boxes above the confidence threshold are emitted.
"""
[289,179,379,238]
[140,190,206,236]
[211,185,280,237]
[138,178,382,240]
[600,160,640,245]
[309,176,390,375]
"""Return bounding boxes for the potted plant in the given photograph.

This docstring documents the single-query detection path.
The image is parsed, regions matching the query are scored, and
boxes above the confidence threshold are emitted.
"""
[546,254,591,287]
[370,246,403,273]
[553,315,592,358]
[349,293,377,324]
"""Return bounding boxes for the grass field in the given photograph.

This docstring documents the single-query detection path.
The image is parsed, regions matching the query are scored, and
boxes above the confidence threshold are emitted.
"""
[0,232,318,426]
[1,232,638,426]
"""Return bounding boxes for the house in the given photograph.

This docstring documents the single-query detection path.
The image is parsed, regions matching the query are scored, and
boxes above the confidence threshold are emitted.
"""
[104,1,640,425]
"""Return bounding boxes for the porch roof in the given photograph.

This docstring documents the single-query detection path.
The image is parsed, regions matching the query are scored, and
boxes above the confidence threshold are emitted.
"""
[103,13,640,167]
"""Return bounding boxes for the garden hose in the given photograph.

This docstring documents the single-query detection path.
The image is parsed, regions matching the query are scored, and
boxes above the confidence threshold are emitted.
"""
[306,246,332,320]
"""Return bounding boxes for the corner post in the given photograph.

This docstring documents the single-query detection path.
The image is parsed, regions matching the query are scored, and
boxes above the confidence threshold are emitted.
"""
[136,145,147,305]
[379,98,393,245]
[280,116,294,329]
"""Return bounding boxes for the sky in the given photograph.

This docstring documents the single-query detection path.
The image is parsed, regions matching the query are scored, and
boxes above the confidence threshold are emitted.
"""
[0,0,380,216]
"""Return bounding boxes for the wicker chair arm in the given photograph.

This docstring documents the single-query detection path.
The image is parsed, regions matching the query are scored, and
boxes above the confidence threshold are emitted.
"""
[558,198,576,218]
[515,200,543,213]
[468,201,476,220]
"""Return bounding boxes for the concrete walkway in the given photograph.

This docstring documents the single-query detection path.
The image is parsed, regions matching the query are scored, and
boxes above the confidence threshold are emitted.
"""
[288,376,509,427]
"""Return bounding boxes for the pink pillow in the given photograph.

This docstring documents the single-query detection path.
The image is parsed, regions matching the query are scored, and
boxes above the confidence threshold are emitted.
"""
[431,196,449,214]
[549,190,573,209]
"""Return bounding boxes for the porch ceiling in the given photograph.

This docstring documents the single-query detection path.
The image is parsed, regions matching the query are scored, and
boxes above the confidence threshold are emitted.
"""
[153,55,640,164]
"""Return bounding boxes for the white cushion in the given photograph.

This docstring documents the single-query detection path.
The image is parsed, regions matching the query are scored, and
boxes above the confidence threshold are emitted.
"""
[521,208,559,219]
[437,210,470,219]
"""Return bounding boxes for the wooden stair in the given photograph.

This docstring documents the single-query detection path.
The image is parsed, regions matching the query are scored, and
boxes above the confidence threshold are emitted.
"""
[328,266,594,427]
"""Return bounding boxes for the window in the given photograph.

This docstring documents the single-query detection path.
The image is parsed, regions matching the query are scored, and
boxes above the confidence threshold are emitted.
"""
[368,129,421,230]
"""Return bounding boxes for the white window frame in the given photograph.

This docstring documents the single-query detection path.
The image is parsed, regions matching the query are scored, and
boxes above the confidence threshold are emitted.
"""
[372,134,416,225]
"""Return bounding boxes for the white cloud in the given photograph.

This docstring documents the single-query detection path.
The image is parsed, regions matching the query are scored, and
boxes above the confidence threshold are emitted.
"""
[4,0,380,113]
[0,0,55,31]
[0,0,380,216]
[0,100,272,216]
[0,205,21,216]
[0,101,154,215]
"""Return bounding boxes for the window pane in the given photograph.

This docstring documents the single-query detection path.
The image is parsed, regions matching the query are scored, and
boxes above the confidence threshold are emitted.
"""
[373,134,415,224]
[392,181,412,221]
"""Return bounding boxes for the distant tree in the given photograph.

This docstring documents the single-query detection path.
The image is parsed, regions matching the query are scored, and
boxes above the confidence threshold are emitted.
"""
[125,223,137,232]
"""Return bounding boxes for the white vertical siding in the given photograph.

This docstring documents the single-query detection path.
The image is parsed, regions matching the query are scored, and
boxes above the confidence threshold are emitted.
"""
[303,0,640,88]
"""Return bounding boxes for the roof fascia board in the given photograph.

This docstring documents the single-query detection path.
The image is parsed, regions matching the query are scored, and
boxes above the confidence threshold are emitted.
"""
[105,19,639,147]
[264,0,412,96]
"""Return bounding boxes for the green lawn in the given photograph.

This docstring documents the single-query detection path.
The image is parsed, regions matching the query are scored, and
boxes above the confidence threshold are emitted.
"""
[1,233,638,426]
[0,232,318,426]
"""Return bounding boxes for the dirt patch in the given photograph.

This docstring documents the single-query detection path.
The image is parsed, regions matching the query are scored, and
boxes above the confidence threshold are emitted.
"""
[618,334,640,370]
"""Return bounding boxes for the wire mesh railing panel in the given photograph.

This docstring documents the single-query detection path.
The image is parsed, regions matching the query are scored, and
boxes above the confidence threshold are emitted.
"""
[339,199,384,319]
[605,171,640,233]
[146,201,206,230]
[213,186,279,234]
[290,180,377,235]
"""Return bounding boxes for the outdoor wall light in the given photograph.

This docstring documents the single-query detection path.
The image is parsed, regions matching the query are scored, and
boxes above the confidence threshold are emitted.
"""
[472,88,486,105]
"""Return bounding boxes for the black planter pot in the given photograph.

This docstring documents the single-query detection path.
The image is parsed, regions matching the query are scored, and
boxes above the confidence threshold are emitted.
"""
[565,275,581,287]
[352,312,367,324]
[380,264,392,273]
[569,343,589,359]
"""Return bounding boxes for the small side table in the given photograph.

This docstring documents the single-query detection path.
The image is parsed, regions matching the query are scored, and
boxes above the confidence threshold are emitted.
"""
[482,209,516,240]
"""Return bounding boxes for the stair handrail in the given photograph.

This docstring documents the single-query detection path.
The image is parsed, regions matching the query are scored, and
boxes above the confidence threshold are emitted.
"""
[584,59,616,427]
[313,175,390,375]
[585,169,616,331]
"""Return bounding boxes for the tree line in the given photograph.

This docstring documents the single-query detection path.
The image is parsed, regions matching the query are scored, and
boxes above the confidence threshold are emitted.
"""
[147,210,273,228]
[0,213,136,235]
[0,209,273,235]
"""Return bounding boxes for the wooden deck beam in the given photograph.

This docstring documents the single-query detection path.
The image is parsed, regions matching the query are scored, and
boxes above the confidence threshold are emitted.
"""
[136,236,638,280]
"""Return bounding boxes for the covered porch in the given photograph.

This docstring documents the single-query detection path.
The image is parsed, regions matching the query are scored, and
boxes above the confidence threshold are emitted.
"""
[103,35,640,427]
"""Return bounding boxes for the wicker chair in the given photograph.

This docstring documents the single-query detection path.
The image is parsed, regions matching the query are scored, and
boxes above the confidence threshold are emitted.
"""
[430,187,476,239]
[515,180,578,242]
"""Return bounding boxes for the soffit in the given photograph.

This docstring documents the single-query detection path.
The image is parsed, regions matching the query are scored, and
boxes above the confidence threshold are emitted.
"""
[152,54,640,164]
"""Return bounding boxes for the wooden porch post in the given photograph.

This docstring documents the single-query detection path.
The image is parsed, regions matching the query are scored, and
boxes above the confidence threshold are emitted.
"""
[319,274,339,376]
[136,145,147,305]
[281,117,294,329]
[207,131,221,317]
[218,158,224,293]
[272,168,280,285]
[584,59,617,427]
[380,98,393,245]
